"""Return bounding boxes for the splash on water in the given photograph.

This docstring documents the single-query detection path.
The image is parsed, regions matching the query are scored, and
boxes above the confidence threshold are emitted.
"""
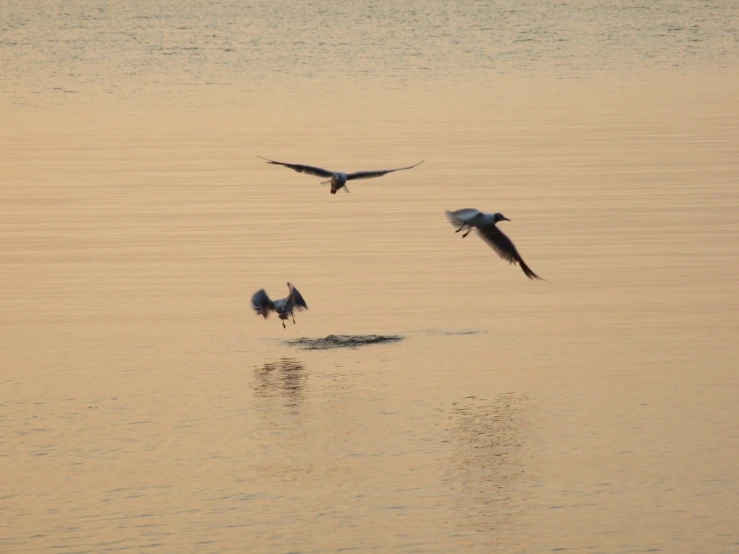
[287,334,404,350]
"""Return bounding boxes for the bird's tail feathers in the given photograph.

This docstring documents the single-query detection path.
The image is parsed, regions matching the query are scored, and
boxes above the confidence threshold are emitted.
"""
[445,210,464,227]
[519,259,544,280]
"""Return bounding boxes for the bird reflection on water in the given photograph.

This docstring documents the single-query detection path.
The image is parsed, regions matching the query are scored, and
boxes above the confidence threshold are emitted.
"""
[250,357,317,485]
[445,392,531,533]
[252,357,307,409]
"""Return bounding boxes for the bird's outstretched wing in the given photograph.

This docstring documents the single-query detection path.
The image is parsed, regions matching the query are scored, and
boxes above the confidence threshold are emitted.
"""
[346,160,424,181]
[445,208,482,227]
[251,289,276,317]
[286,282,308,311]
[477,226,543,280]
[258,156,334,178]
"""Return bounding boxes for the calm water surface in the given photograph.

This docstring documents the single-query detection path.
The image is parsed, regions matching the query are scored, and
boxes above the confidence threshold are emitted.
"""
[2,1,739,553]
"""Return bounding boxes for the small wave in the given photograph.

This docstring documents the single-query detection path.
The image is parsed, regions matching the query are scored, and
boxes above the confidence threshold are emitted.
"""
[418,329,484,336]
[287,334,404,350]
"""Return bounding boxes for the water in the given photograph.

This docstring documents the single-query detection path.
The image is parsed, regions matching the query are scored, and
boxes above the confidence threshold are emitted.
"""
[3,0,738,108]
[2,1,739,553]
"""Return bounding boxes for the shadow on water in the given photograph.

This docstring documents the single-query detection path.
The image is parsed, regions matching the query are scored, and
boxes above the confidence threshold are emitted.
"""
[252,357,307,409]
[286,334,404,350]
[445,392,531,533]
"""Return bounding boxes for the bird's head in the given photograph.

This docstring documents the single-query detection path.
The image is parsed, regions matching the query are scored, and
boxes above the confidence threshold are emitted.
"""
[494,213,511,223]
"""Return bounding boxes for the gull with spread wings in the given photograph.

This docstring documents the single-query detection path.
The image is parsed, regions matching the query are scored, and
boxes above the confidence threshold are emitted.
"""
[252,282,309,328]
[258,156,423,194]
[445,209,544,280]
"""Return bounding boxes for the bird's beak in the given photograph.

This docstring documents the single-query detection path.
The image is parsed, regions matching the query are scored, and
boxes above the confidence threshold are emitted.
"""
[503,216,511,221]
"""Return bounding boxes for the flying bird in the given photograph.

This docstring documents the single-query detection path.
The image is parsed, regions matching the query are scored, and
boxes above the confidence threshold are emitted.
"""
[252,282,309,328]
[258,156,424,194]
[445,209,543,280]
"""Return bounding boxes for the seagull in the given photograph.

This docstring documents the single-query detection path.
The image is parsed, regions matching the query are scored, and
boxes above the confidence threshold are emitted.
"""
[252,282,309,328]
[258,156,424,194]
[445,209,543,280]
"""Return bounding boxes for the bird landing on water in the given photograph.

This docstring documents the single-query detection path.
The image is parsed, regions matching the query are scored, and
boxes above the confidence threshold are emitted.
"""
[251,282,309,328]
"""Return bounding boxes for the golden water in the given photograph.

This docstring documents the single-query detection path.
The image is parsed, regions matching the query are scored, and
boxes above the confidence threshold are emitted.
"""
[2,1,738,552]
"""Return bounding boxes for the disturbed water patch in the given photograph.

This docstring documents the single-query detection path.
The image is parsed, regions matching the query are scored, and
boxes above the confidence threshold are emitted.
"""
[286,334,404,350]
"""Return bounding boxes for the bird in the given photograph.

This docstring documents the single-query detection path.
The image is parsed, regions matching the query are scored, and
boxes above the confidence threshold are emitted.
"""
[258,156,424,194]
[445,209,543,280]
[251,282,309,328]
